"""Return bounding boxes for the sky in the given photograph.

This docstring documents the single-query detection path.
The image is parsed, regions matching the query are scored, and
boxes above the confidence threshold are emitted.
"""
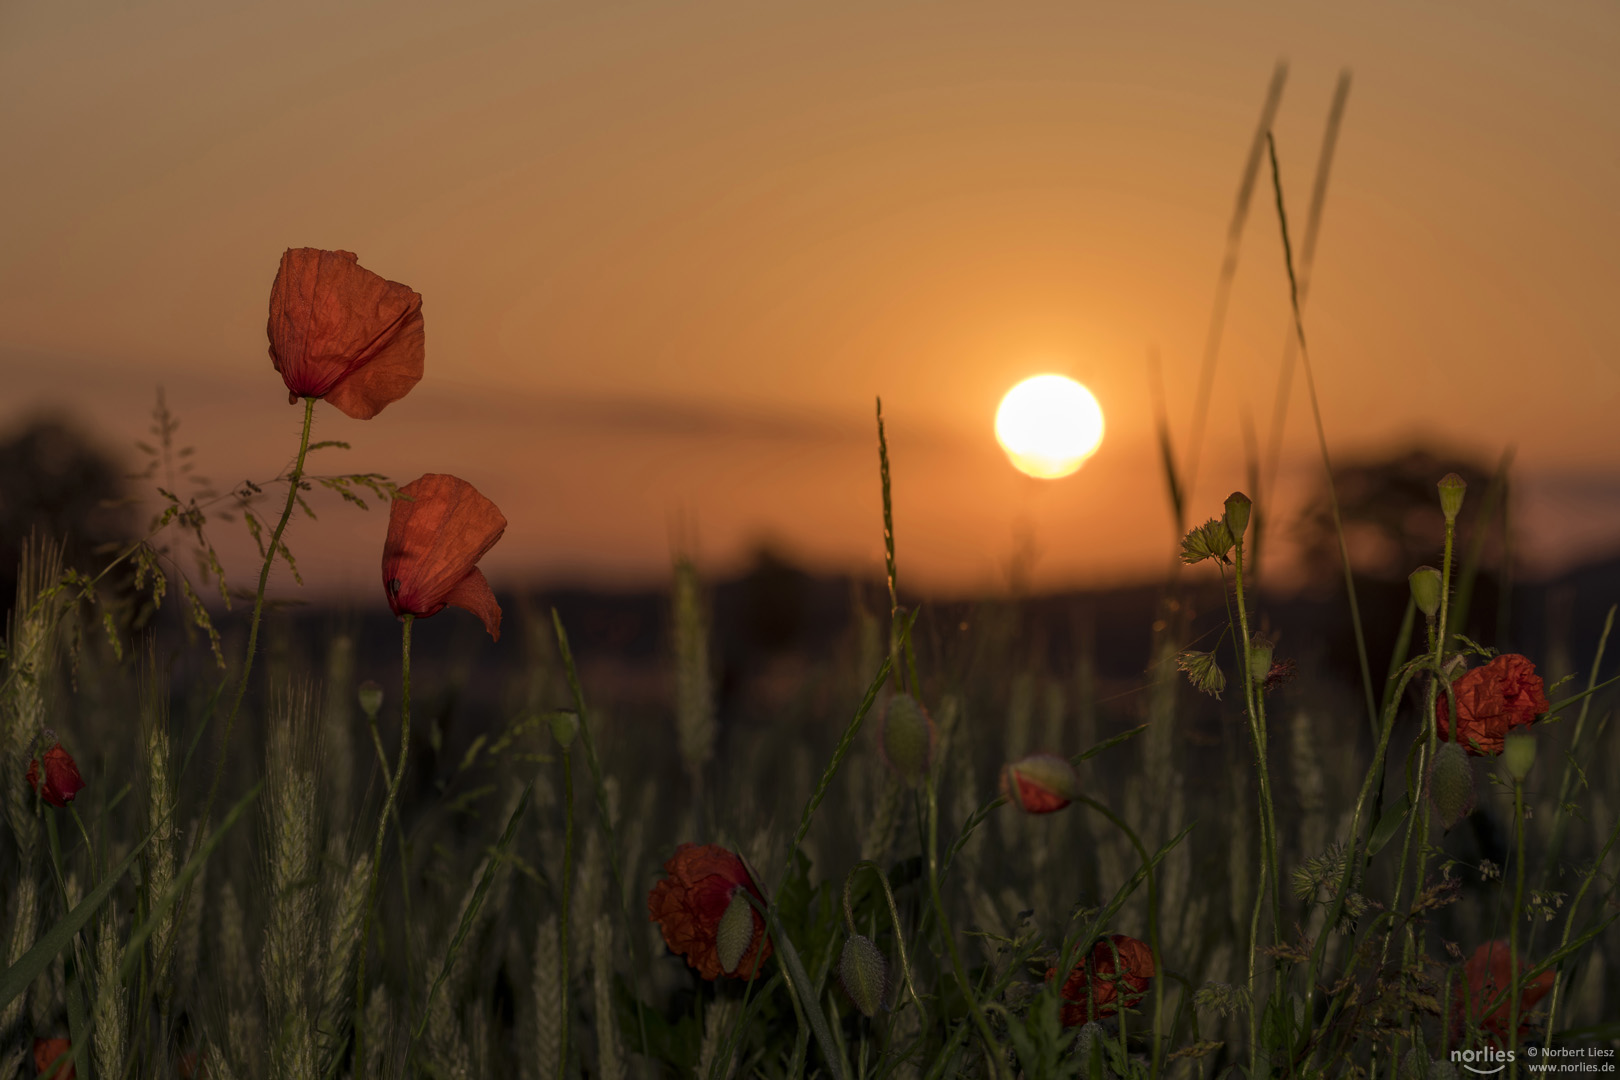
[2,1,1617,598]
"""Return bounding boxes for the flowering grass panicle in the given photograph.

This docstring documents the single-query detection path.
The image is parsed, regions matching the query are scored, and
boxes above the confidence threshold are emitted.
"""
[93,906,127,1079]
[673,557,717,794]
[592,914,624,1080]
[262,688,321,1078]
[530,914,562,1080]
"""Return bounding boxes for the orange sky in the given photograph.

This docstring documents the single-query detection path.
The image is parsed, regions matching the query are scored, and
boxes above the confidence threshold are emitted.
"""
[2,2,1617,597]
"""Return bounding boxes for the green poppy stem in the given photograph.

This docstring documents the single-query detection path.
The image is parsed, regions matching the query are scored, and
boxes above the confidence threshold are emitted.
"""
[354,612,414,1073]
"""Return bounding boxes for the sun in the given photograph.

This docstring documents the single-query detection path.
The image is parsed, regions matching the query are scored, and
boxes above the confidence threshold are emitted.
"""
[995,375,1105,479]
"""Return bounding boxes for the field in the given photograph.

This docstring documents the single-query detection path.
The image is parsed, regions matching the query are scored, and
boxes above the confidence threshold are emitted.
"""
[3,103,1618,1080]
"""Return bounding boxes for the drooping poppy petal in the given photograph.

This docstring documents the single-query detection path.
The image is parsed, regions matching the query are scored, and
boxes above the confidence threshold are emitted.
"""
[1452,940,1555,1045]
[382,474,506,639]
[1044,934,1155,1026]
[267,248,424,420]
[1001,753,1082,814]
[33,1037,76,1079]
[647,843,771,980]
[26,744,85,808]
[1435,654,1549,757]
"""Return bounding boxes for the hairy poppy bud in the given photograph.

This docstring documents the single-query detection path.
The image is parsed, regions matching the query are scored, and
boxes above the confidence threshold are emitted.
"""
[1001,753,1081,814]
[715,888,757,975]
[1437,473,1467,524]
[1428,741,1474,830]
[881,694,936,787]
[838,934,889,1017]
[1502,732,1536,781]
[357,680,384,720]
[1408,567,1442,619]
[1223,492,1252,540]
[548,710,580,750]
[648,844,770,980]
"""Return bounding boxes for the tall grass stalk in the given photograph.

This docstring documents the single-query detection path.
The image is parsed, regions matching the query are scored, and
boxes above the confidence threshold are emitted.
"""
[195,395,316,851]
[263,685,319,1077]
[1181,61,1288,510]
[1264,131,1379,737]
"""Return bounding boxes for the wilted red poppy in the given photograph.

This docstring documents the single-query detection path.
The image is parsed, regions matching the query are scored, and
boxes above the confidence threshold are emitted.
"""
[1045,934,1154,1026]
[1001,753,1082,814]
[647,843,771,980]
[1452,940,1554,1044]
[267,248,424,420]
[34,1037,75,1079]
[1435,654,1549,757]
[26,744,84,808]
[382,474,506,641]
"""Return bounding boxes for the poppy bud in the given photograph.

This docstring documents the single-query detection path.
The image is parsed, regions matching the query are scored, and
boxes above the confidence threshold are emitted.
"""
[1223,492,1252,540]
[1437,473,1467,524]
[548,710,580,750]
[27,744,85,809]
[1502,732,1536,781]
[1247,635,1275,684]
[1001,753,1082,814]
[1408,567,1442,619]
[1428,741,1474,830]
[881,694,936,788]
[715,888,756,975]
[357,680,384,720]
[838,934,890,1017]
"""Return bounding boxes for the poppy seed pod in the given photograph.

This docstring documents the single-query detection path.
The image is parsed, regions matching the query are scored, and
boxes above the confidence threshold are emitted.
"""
[838,934,890,1017]
[1428,740,1475,831]
[1437,473,1467,524]
[1502,732,1536,781]
[1001,753,1082,814]
[1408,566,1442,619]
[1223,491,1252,540]
[548,710,580,750]
[357,680,384,720]
[880,694,936,787]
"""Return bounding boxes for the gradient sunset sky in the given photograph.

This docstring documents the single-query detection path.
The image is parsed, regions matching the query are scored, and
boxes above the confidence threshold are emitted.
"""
[2,2,1616,597]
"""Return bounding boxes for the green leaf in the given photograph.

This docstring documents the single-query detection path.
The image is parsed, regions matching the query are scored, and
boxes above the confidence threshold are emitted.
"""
[1367,792,1411,857]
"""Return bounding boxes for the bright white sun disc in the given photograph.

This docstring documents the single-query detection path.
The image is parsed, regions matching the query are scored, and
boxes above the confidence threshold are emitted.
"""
[995,375,1105,479]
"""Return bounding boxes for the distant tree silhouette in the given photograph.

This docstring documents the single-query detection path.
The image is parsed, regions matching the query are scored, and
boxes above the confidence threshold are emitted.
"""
[0,414,136,612]
[1296,447,1501,585]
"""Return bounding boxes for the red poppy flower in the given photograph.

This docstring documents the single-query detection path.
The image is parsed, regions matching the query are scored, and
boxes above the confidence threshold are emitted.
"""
[1001,753,1082,814]
[26,744,84,808]
[1045,934,1154,1026]
[34,1037,75,1080]
[647,843,771,980]
[267,248,424,419]
[382,474,506,641]
[1435,654,1549,757]
[1451,940,1554,1045]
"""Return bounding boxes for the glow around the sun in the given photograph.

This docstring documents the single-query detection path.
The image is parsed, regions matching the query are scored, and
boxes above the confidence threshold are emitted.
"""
[994,374,1105,479]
